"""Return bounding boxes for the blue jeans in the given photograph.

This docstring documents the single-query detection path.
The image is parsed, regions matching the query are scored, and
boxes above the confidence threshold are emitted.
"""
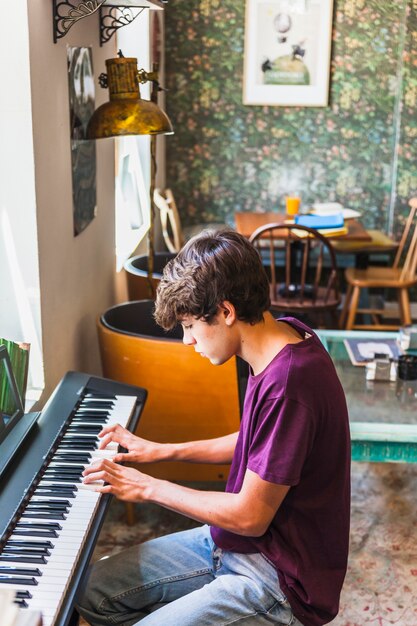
[77,525,303,625]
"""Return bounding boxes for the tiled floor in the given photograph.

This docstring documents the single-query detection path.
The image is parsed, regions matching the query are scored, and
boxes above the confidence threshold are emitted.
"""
[80,462,417,625]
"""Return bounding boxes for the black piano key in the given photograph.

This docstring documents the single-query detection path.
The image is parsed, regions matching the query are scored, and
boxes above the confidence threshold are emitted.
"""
[41,475,82,483]
[26,501,70,508]
[34,490,76,499]
[0,554,48,564]
[78,401,114,407]
[21,511,67,520]
[36,483,77,492]
[44,470,84,479]
[42,475,81,482]
[25,507,69,516]
[0,575,38,586]
[16,590,33,598]
[59,436,98,443]
[58,442,96,450]
[0,566,42,577]
[70,420,106,436]
[80,397,114,403]
[61,435,99,442]
[13,528,59,538]
[16,522,62,530]
[58,444,98,452]
[77,407,112,412]
[71,413,109,420]
[65,415,106,422]
[53,455,91,463]
[43,467,83,473]
[75,404,113,415]
[73,416,110,421]
[76,408,111,412]
[83,390,116,402]
[6,541,54,549]
[62,429,101,435]
[67,426,103,434]
[35,487,77,495]
[27,499,71,507]
[84,392,116,399]
[46,465,85,473]
[35,478,78,490]
[2,546,50,556]
[14,599,29,608]
[54,446,91,454]
[72,414,109,419]
[54,446,91,450]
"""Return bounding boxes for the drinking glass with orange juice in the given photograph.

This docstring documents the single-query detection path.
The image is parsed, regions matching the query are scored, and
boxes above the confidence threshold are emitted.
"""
[285,196,301,216]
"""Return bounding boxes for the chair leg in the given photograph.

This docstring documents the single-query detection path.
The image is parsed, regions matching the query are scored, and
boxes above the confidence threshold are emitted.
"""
[330,308,339,330]
[339,284,353,329]
[125,502,136,525]
[345,286,361,330]
[398,288,412,325]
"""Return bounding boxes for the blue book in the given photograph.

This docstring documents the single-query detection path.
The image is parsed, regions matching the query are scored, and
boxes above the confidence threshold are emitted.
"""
[295,213,344,229]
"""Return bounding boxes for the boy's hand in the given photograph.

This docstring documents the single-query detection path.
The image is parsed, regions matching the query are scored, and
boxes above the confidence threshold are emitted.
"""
[98,423,160,463]
[82,458,154,502]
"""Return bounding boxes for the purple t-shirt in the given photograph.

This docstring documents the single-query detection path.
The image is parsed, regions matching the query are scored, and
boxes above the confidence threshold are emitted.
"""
[210,318,351,626]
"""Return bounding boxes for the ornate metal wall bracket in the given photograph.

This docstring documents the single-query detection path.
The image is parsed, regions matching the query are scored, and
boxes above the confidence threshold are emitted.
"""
[52,0,166,43]
[53,0,106,42]
[99,6,144,45]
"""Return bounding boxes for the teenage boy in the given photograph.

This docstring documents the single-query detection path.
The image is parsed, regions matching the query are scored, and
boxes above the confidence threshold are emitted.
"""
[78,229,350,626]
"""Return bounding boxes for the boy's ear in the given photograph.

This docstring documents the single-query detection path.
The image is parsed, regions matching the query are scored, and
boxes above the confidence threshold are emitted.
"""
[220,300,236,326]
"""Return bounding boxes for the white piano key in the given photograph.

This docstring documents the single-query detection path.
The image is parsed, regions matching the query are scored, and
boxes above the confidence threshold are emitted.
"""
[78,481,105,492]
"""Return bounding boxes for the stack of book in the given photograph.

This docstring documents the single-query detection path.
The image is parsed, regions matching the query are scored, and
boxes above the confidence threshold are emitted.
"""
[294,213,348,237]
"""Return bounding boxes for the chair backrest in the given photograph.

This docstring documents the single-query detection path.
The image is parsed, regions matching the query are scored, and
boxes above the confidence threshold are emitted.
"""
[153,188,184,253]
[394,198,417,282]
[249,222,340,310]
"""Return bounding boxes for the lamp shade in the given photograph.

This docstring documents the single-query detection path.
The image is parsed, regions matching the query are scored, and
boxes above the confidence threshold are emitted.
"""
[86,56,173,139]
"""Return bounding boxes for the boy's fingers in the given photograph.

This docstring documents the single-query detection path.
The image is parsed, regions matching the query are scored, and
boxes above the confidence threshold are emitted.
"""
[113,453,129,463]
[98,434,114,449]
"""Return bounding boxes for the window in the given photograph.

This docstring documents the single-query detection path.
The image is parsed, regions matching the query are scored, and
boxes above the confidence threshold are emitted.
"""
[115,12,151,271]
[0,3,44,404]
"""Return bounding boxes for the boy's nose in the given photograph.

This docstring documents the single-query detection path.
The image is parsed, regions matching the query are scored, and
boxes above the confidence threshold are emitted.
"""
[182,330,195,346]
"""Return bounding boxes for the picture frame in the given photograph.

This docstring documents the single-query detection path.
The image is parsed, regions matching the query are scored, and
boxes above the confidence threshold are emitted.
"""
[67,46,97,236]
[243,0,334,106]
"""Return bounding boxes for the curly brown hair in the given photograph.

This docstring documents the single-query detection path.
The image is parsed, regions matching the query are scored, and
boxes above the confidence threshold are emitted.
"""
[154,229,270,330]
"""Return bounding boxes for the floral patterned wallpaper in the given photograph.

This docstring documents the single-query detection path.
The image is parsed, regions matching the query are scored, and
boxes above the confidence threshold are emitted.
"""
[165,0,417,236]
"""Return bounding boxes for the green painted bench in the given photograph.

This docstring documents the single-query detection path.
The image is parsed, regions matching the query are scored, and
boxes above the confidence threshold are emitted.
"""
[350,422,417,463]
[317,330,417,463]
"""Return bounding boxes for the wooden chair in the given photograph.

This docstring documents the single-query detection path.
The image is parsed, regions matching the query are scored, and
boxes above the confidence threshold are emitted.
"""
[340,198,417,330]
[154,188,184,253]
[154,188,226,253]
[249,223,341,327]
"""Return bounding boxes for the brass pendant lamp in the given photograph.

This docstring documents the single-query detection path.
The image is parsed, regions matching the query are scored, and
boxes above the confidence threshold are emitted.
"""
[86,56,173,139]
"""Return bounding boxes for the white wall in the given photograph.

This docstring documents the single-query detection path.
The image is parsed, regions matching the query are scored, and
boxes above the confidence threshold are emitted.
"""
[27,2,118,401]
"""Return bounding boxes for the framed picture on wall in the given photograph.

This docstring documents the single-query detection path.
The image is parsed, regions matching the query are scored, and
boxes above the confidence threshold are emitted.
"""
[243,0,334,106]
[67,46,97,236]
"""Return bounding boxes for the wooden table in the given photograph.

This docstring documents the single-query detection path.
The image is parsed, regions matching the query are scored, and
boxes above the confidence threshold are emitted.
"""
[235,211,372,242]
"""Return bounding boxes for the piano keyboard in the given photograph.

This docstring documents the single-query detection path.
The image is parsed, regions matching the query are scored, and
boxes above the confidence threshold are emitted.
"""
[0,391,137,626]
